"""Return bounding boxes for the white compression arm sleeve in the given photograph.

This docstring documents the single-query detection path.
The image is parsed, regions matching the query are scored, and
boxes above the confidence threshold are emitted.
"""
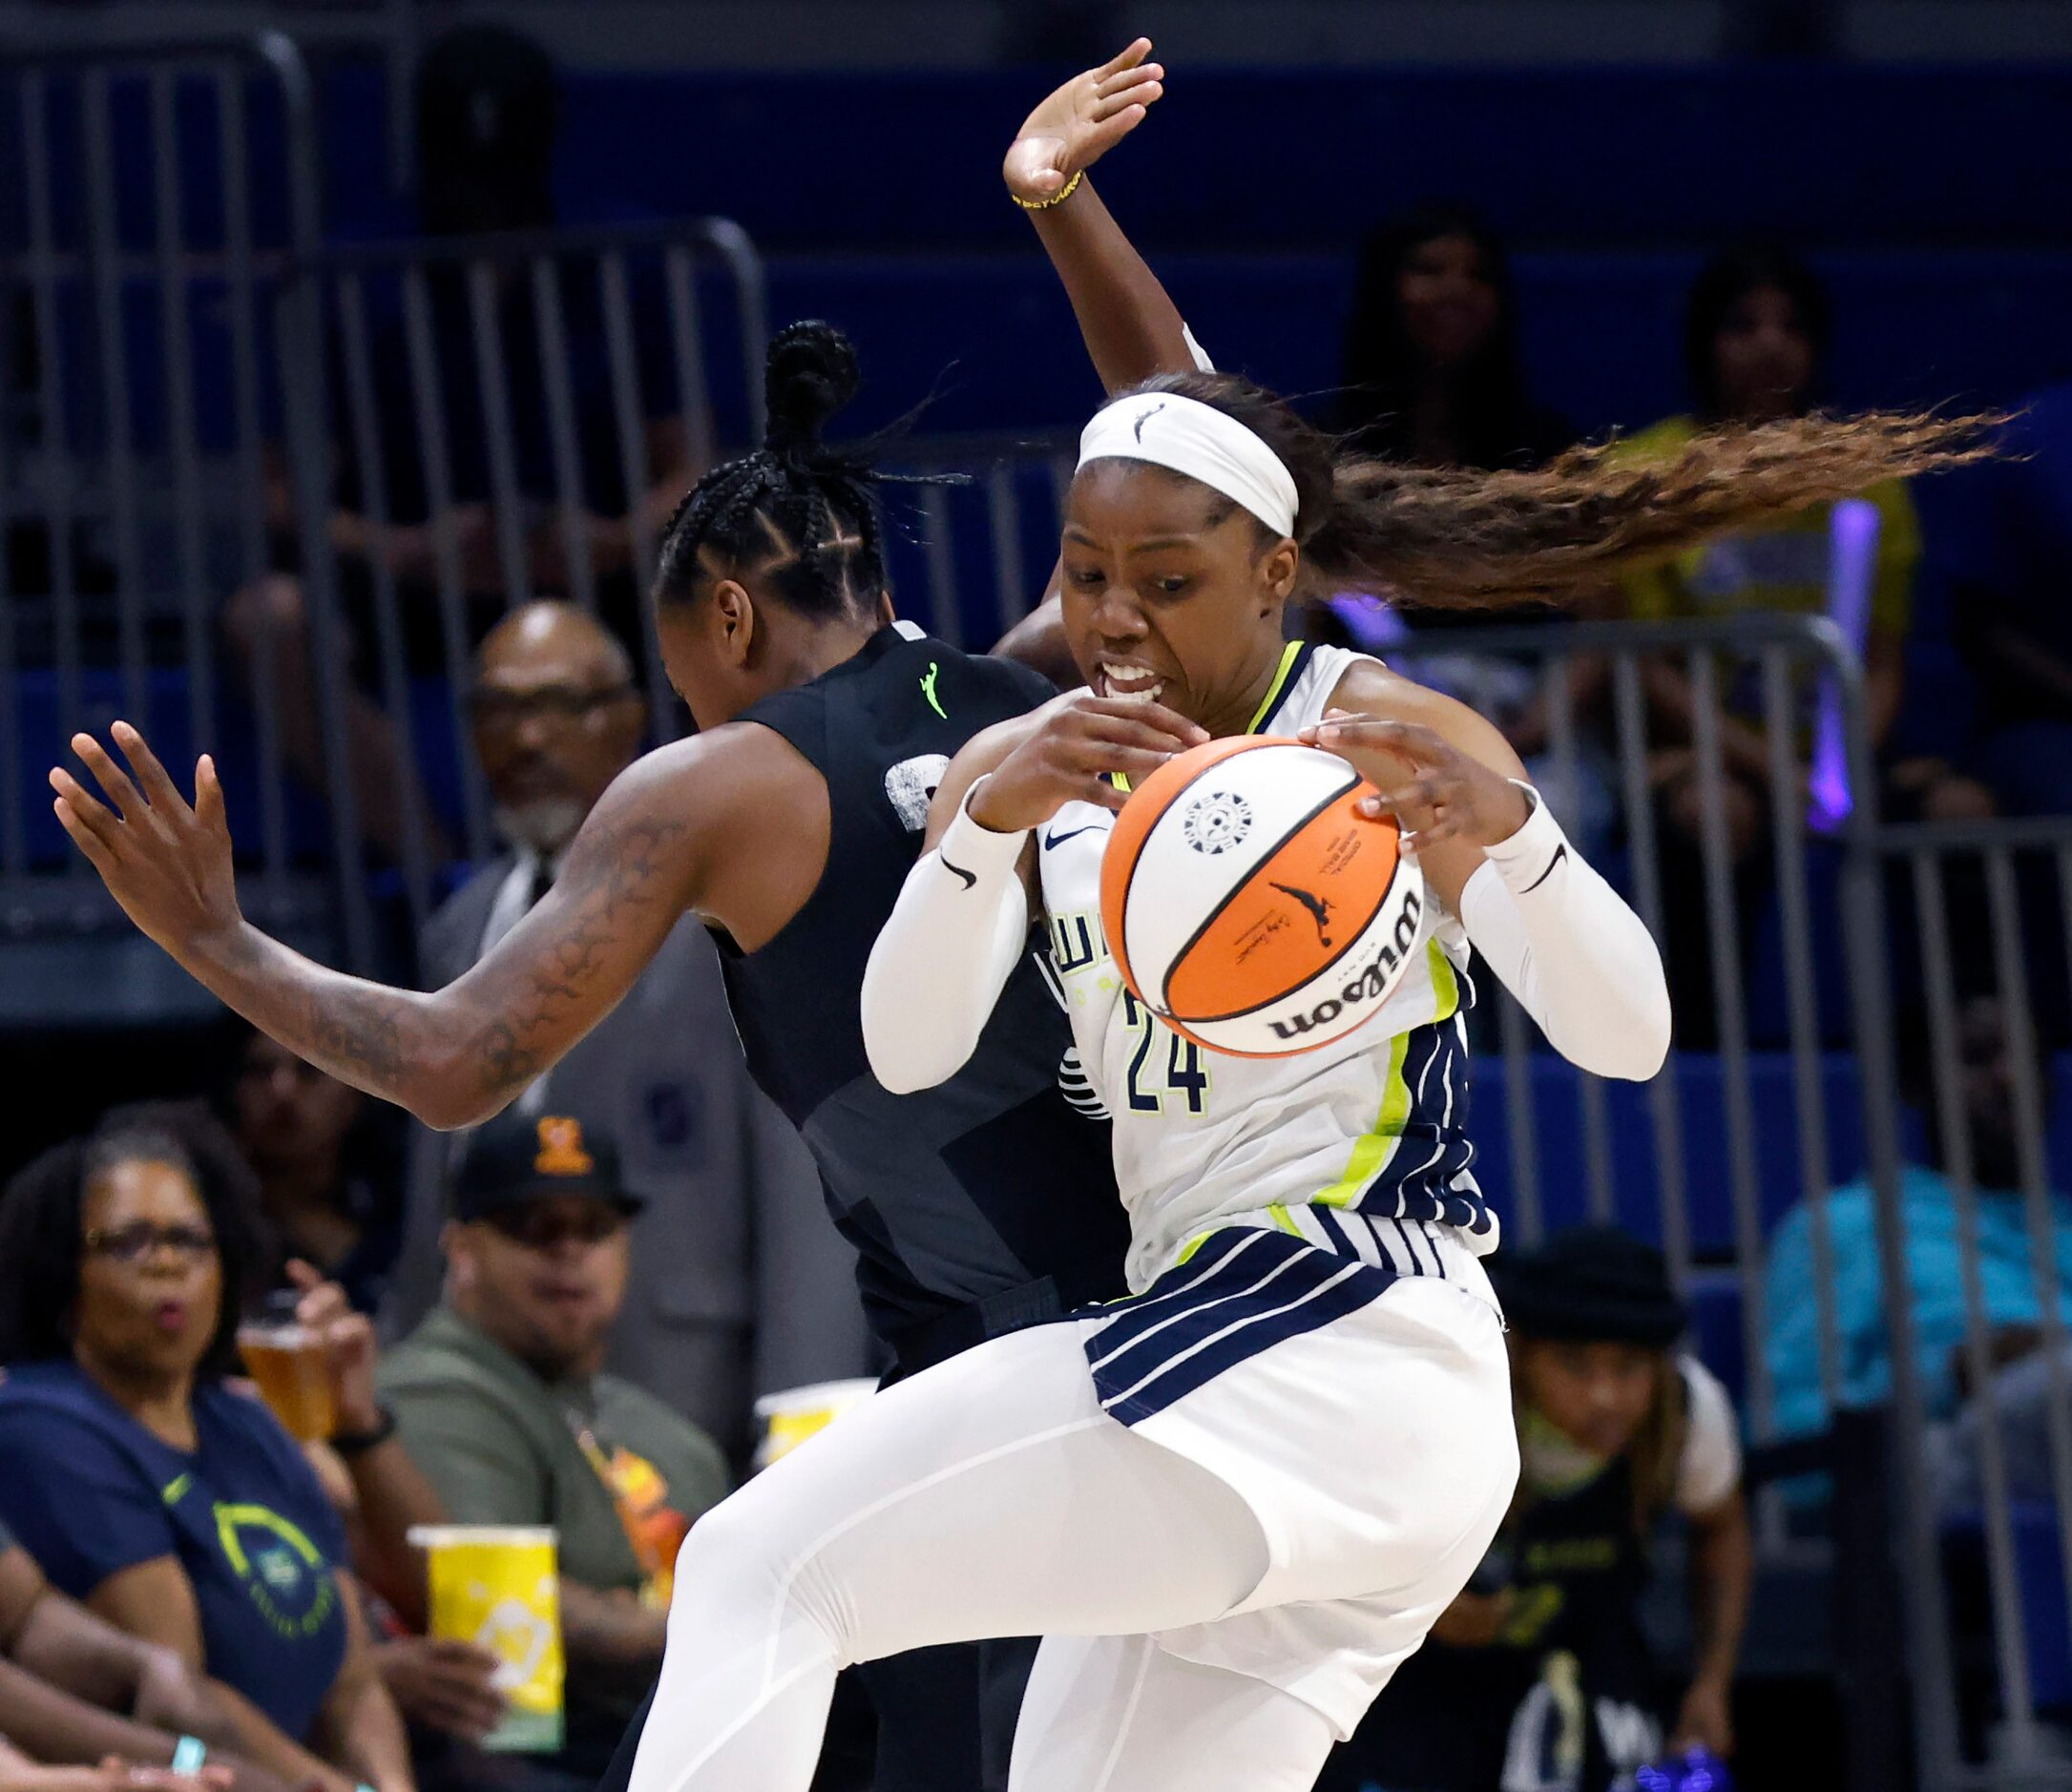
[862,779,1034,1094]
[1455,783,1673,1082]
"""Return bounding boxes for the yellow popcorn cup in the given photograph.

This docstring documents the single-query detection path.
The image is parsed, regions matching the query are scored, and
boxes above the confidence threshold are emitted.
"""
[752,1378,877,1471]
[408,1524,564,1753]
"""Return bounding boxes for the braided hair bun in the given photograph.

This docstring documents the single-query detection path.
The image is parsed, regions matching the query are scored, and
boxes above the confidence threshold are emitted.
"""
[764,320,862,462]
[655,317,964,629]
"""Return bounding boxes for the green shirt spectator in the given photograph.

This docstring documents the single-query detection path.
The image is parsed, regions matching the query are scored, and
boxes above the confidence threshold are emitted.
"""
[376,1108,727,1777]
[379,1307,726,1615]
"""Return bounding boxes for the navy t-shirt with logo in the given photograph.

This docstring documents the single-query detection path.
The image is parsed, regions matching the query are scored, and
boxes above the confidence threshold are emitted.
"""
[0,1362,349,1740]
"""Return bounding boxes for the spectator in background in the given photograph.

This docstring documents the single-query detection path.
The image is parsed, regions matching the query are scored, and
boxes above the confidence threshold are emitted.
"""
[0,1106,422,1792]
[379,1109,727,1785]
[1324,1228,1748,1792]
[1616,246,1989,1039]
[1932,378,2072,819]
[382,601,868,1463]
[222,23,701,865]
[1766,993,2072,1440]
[1332,206,1616,861]
[1620,246,1989,836]
[1339,205,1574,471]
[216,1025,404,1317]
[0,1518,283,1792]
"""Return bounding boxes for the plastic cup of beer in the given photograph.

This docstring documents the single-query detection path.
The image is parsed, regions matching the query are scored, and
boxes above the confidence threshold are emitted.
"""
[408,1525,564,1754]
[237,1291,335,1442]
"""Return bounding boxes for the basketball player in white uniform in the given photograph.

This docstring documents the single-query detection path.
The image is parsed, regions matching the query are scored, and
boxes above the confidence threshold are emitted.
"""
[608,356,1682,1788]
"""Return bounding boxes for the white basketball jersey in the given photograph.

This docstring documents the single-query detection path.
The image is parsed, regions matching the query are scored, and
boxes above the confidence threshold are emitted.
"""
[1036,642,1497,1291]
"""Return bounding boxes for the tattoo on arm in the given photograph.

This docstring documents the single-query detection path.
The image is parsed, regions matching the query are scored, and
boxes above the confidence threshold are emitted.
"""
[306,995,406,1083]
[187,795,696,1127]
[467,817,689,1101]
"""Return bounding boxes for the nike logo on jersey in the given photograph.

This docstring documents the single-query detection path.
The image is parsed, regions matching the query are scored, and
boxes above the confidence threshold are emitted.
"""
[1271,881,1334,946]
[1518,844,1567,894]
[939,854,977,890]
[1043,823,1103,851]
[920,662,947,720]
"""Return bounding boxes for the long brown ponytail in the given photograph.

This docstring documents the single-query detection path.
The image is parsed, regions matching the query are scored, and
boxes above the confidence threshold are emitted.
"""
[1127,370,2000,608]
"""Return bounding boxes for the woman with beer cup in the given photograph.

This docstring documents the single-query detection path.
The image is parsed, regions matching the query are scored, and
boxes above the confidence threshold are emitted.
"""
[0,1103,435,1792]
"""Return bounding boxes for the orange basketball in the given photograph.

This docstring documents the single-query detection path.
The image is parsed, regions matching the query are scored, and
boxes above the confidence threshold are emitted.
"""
[1099,737,1427,1057]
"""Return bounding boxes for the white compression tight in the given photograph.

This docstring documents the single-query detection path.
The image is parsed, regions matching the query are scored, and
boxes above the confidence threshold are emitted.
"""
[624,1320,1339,1792]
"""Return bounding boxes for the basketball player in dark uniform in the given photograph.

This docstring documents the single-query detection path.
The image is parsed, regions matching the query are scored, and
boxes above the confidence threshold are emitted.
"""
[48,45,1203,1792]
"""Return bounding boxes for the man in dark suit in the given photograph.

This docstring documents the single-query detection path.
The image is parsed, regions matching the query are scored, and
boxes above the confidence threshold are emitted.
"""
[380,601,869,1463]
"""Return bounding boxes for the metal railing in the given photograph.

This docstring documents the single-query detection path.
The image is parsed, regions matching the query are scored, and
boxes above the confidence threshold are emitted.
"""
[272,218,768,963]
[1845,814,2072,1789]
[1348,613,2072,1791]
[0,33,771,974]
[1394,615,1868,1459]
[0,33,327,954]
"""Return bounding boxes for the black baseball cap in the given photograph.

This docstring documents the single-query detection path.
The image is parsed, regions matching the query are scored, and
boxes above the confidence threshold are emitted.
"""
[450,1110,643,1223]
[1490,1225,1687,1347]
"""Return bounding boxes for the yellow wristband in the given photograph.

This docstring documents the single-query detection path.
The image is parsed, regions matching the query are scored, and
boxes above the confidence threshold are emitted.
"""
[1012,168,1085,212]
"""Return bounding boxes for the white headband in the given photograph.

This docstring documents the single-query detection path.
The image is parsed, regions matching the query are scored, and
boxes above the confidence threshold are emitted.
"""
[1077,391,1300,539]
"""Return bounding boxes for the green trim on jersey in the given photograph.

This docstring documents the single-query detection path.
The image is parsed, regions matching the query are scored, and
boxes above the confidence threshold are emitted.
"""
[1308,939,1464,1209]
[1246,641,1306,735]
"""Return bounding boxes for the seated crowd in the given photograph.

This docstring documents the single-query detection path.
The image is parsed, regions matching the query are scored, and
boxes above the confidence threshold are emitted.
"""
[0,1095,734,1792]
[1330,210,2072,1049]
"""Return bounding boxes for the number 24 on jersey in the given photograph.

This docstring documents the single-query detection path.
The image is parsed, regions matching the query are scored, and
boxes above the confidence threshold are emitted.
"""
[1121,991,1210,1115]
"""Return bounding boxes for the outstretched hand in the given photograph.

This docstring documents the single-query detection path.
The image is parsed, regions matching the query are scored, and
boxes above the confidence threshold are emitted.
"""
[1003,38,1165,205]
[49,722,241,954]
[1301,710,1531,849]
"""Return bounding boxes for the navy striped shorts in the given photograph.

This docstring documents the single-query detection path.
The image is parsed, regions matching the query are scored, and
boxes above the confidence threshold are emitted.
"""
[1082,1209,1467,1428]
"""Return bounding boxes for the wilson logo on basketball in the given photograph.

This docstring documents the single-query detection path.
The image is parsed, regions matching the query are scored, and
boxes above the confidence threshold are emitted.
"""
[1182,791,1251,855]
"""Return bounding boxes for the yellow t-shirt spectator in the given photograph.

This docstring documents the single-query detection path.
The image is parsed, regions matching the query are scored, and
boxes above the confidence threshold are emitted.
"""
[1614,414,1920,738]
[1616,413,1920,636]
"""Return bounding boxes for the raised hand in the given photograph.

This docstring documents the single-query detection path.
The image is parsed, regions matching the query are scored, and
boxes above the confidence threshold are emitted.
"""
[50,724,241,954]
[1301,710,1532,849]
[969,691,1205,832]
[1003,38,1165,205]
